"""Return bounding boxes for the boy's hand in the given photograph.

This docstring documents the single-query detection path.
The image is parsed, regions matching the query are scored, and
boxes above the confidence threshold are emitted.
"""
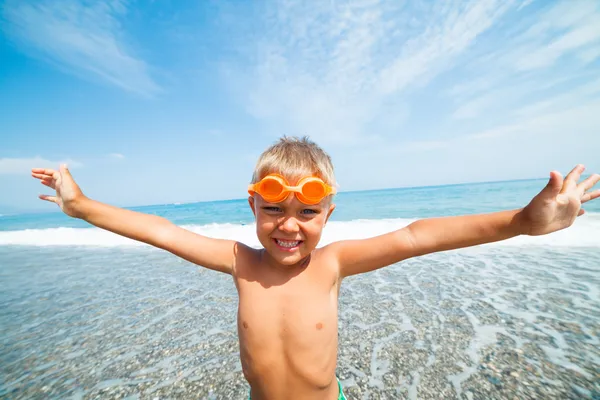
[522,165,600,236]
[31,164,86,218]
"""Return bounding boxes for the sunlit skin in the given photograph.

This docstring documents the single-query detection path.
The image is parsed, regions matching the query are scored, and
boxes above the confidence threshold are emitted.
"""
[30,164,600,400]
[234,193,341,399]
[248,191,336,268]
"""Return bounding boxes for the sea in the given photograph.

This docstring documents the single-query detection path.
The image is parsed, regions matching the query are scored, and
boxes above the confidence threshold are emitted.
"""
[1,179,599,399]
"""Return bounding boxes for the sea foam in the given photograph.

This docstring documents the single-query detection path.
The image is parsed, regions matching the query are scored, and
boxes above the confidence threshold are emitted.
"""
[1,213,599,247]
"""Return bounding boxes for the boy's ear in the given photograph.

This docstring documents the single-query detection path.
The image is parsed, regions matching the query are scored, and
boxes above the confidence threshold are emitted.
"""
[248,196,256,217]
[324,203,335,224]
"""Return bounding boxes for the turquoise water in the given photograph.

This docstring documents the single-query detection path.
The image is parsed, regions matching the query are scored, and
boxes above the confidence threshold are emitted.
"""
[3,178,595,233]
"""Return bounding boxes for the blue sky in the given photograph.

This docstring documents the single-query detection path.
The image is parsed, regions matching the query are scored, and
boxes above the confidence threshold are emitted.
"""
[1,0,599,213]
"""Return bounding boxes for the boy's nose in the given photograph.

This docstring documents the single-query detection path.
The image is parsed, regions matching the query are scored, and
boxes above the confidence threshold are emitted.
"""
[279,216,300,233]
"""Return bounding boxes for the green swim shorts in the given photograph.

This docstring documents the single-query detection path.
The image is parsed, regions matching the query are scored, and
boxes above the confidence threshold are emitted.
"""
[337,378,347,400]
[248,378,347,399]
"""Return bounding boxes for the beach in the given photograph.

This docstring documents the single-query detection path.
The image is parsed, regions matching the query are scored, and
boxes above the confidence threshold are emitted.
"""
[1,244,599,399]
[1,180,599,399]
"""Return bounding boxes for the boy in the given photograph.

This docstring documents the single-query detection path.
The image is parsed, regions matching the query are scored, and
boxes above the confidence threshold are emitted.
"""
[31,136,599,400]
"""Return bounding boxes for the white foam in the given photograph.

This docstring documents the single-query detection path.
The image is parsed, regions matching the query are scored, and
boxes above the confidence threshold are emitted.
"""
[1,214,599,247]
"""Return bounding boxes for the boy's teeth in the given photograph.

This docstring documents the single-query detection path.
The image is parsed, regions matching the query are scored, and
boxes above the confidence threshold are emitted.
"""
[276,240,300,248]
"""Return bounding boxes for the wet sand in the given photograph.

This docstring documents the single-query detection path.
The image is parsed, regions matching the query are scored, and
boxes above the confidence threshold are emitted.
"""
[1,246,599,399]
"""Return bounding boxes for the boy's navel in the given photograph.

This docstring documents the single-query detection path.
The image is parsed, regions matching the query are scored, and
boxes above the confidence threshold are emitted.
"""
[316,322,323,330]
[243,321,249,329]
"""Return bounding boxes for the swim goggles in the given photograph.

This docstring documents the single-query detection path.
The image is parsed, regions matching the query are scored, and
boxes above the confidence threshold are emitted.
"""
[248,174,336,205]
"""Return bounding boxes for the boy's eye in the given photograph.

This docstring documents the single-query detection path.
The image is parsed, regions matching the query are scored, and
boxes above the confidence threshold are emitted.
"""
[301,209,318,215]
[263,206,281,212]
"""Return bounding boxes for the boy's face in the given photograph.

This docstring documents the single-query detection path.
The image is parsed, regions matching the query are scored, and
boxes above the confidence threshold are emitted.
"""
[248,189,335,267]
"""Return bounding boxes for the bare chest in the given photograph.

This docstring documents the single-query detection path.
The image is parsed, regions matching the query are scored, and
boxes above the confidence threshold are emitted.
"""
[235,265,340,387]
[238,277,338,349]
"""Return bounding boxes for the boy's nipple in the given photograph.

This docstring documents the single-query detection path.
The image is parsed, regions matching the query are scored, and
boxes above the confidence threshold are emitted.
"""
[316,322,323,330]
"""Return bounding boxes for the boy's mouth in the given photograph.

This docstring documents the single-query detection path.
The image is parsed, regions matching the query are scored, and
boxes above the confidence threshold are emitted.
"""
[273,238,303,251]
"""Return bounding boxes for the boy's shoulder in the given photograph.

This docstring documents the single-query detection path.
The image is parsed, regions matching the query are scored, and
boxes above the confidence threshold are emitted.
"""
[317,240,347,259]
[313,244,345,273]
[233,241,262,264]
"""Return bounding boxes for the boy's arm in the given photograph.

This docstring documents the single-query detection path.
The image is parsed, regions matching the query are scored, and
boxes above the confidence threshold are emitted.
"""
[77,198,236,274]
[331,209,523,277]
[332,165,599,278]
[32,165,236,274]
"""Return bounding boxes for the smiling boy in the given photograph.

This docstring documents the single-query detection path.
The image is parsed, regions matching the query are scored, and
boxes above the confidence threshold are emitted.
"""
[32,136,599,400]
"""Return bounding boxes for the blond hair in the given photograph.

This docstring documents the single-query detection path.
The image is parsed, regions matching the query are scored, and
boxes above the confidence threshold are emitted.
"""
[251,136,336,187]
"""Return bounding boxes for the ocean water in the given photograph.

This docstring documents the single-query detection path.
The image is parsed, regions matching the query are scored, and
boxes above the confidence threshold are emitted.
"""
[1,178,599,246]
[1,179,599,399]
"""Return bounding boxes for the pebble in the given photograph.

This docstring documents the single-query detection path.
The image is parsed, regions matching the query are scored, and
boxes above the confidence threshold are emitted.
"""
[3,247,599,399]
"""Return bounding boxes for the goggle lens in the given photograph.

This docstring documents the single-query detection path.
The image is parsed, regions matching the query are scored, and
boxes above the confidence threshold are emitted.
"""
[302,180,326,199]
[249,174,335,204]
[261,179,284,197]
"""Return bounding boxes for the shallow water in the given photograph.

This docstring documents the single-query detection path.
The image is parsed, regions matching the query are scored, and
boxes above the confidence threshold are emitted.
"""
[1,245,599,399]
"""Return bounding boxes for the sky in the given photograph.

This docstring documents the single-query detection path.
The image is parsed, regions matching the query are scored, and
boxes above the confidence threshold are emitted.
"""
[1,0,599,213]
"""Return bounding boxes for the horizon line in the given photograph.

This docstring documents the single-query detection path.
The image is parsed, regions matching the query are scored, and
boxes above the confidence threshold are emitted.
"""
[5,175,552,216]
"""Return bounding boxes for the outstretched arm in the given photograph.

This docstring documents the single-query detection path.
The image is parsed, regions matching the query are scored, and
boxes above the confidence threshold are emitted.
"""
[332,165,600,278]
[31,165,237,274]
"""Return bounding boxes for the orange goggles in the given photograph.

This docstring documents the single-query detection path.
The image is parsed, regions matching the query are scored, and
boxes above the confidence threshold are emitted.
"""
[248,174,336,205]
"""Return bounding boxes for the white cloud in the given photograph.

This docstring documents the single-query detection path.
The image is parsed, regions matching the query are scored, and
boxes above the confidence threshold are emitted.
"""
[517,0,535,11]
[446,77,495,100]
[468,100,600,140]
[452,92,498,120]
[377,0,514,95]
[237,0,513,144]
[513,78,600,118]
[517,15,600,71]
[578,45,600,64]
[0,157,83,175]
[478,0,600,73]
[443,1,600,125]
[108,153,125,159]
[1,0,160,96]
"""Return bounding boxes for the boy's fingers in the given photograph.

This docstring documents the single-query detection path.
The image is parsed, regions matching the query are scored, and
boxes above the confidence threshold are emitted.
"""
[544,171,563,195]
[577,173,600,195]
[60,164,70,177]
[41,179,55,189]
[32,172,53,180]
[582,189,600,203]
[60,164,75,182]
[39,194,57,203]
[561,164,585,193]
[31,168,57,176]
[578,209,585,217]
